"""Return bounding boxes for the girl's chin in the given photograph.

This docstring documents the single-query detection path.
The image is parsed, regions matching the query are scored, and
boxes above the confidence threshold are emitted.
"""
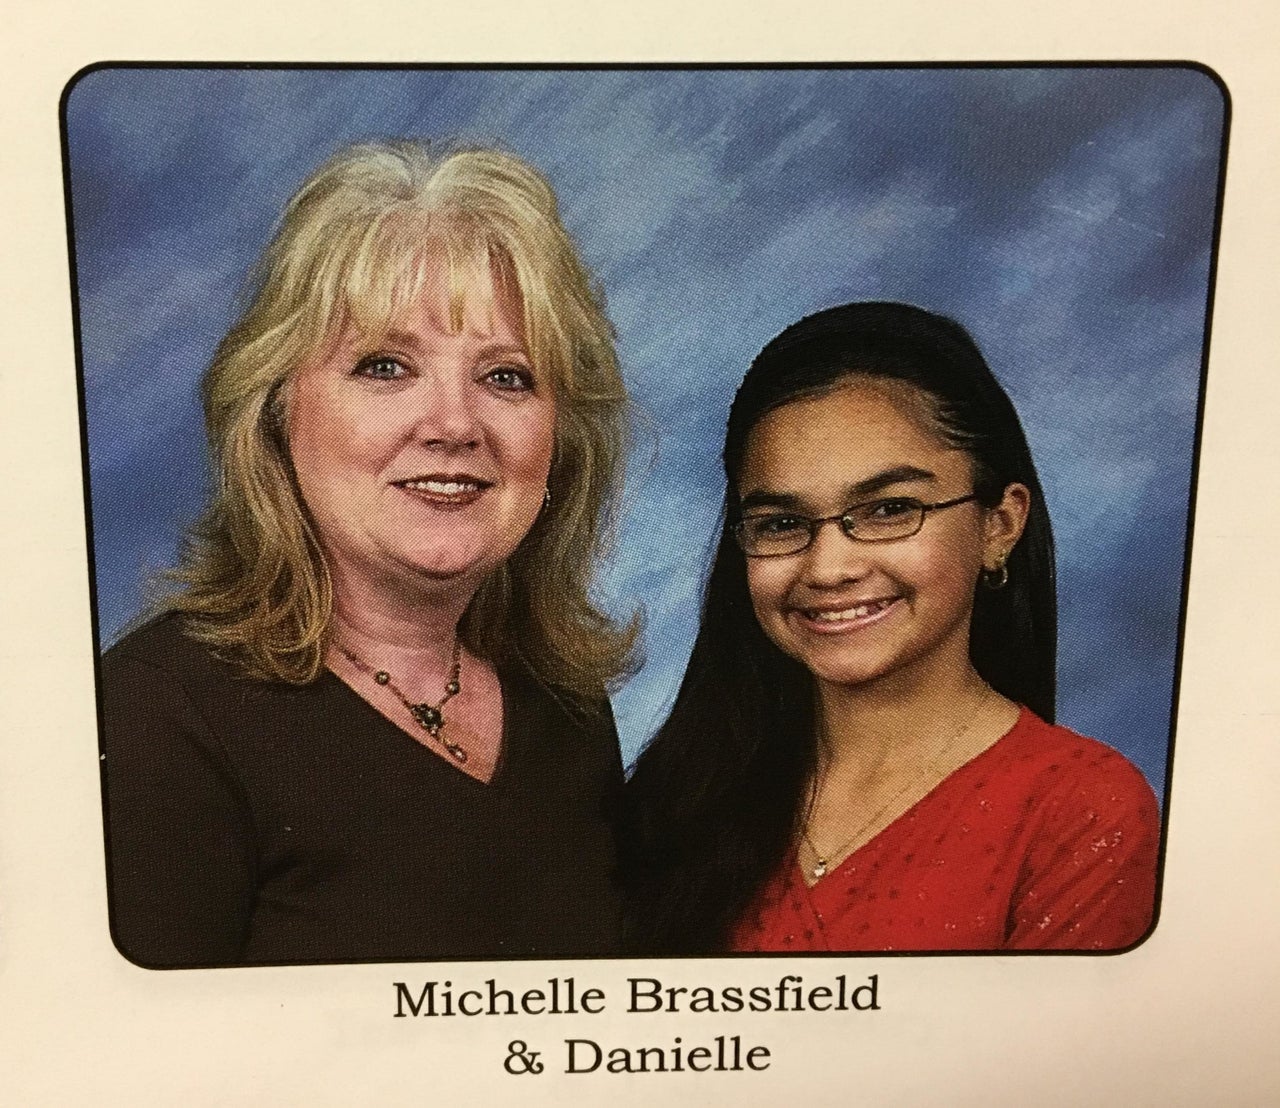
[805,660,898,689]
[787,637,973,695]
[768,636,892,686]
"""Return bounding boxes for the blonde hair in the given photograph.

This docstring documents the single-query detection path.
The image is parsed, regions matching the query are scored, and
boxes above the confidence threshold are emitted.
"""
[168,140,636,701]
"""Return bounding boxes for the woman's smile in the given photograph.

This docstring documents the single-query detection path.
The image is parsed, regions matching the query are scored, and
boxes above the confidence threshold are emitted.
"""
[392,473,494,507]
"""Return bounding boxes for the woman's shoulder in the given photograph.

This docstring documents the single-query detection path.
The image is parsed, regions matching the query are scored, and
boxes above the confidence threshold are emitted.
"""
[105,610,197,660]
[503,657,614,727]
[502,661,621,777]
[99,612,261,725]
[102,611,229,684]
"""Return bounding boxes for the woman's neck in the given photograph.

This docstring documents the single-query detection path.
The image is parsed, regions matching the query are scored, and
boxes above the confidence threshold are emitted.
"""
[327,565,477,675]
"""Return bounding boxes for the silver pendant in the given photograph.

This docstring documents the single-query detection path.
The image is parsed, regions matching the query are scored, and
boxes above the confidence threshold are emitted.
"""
[813,859,828,879]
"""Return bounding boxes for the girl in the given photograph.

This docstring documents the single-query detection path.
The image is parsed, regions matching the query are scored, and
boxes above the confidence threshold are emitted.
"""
[622,301,1159,954]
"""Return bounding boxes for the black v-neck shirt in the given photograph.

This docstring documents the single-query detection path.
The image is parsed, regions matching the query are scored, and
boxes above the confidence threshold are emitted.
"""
[99,615,624,967]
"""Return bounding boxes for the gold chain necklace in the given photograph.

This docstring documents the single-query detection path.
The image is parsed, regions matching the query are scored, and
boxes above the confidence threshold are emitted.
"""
[337,637,467,763]
[801,692,992,880]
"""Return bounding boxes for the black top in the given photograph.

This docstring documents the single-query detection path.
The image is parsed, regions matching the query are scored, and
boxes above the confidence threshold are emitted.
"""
[99,615,624,967]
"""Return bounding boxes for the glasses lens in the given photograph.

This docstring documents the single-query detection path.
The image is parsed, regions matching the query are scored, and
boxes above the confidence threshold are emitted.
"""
[842,498,925,541]
[737,514,812,556]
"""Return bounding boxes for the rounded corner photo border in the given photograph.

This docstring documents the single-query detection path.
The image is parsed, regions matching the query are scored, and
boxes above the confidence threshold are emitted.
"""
[62,62,1227,966]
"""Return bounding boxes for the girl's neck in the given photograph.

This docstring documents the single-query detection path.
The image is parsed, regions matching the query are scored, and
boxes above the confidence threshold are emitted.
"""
[815,661,999,782]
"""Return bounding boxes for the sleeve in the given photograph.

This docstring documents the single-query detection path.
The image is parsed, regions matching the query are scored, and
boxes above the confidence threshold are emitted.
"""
[1005,748,1161,951]
[100,653,258,967]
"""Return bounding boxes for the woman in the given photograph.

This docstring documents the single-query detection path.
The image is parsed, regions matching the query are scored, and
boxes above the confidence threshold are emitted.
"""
[622,301,1159,954]
[99,141,635,967]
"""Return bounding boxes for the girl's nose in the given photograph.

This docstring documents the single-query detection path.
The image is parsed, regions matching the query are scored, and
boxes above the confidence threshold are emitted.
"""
[799,517,873,586]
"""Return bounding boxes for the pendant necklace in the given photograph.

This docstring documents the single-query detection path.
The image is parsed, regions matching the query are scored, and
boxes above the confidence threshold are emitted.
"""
[337,637,467,763]
[801,691,992,880]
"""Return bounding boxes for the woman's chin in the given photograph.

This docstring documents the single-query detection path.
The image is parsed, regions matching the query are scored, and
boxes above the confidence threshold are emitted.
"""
[375,531,511,583]
[354,546,498,595]
[407,554,496,587]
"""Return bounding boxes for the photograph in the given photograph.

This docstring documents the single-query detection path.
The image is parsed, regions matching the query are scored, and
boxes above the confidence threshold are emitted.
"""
[63,64,1224,967]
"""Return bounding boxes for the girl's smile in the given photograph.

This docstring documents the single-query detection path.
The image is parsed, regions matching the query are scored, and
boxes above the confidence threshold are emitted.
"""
[794,594,903,633]
[737,378,1028,694]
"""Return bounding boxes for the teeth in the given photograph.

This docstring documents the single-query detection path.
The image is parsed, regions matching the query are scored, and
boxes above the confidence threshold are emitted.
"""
[808,599,892,622]
[400,479,482,495]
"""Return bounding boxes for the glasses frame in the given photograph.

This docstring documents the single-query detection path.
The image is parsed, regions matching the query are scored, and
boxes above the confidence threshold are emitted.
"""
[733,492,980,558]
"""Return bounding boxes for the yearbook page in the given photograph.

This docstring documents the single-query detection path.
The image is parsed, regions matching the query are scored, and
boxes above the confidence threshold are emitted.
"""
[1,2,1277,1104]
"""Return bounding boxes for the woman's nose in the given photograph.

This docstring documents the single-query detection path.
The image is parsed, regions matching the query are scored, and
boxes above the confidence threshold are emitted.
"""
[414,376,481,449]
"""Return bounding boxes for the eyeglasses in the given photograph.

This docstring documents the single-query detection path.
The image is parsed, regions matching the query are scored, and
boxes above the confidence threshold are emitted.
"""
[732,493,979,557]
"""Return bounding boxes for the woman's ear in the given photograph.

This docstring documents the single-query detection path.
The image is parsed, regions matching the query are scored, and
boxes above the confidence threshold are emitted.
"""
[982,482,1031,571]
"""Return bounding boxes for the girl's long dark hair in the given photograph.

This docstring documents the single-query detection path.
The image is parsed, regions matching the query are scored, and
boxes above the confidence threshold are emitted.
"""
[620,301,1057,955]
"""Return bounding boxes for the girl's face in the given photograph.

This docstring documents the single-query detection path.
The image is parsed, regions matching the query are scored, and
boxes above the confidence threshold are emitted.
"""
[736,379,1028,694]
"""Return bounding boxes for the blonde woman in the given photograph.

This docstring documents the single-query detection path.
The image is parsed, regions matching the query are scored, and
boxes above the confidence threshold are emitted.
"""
[100,141,635,967]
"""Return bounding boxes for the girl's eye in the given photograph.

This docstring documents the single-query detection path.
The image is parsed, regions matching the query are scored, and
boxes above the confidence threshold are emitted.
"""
[751,514,807,537]
[484,365,534,392]
[863,497,919,520]
[354,356,406,381]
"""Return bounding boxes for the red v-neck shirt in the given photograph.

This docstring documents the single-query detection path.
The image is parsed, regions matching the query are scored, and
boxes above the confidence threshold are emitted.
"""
[731,709,1160,953]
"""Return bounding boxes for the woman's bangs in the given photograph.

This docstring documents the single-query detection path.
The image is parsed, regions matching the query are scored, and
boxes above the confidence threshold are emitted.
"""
[338,216,516,344]
[505,247,566,392]
[332,216,425,339]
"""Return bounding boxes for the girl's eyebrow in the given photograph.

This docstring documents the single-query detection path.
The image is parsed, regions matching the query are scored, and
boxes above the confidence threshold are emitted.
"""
[739,464,937,513]
[844,464,937,499]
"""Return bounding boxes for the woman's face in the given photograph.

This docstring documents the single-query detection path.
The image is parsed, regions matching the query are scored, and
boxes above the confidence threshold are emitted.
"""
[287,256,556,601]
[737,380,1027,693]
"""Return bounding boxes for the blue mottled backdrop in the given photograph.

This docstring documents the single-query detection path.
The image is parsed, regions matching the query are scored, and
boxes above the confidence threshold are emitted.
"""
[64,66,1226,798]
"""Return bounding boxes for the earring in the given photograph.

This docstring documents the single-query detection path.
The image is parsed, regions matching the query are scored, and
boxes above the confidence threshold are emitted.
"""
[543,487,552,509]
[980,559,1009,590]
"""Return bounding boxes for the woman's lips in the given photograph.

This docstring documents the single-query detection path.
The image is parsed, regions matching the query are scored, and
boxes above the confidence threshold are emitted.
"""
[792,596,901,634]
[392,475,492,507]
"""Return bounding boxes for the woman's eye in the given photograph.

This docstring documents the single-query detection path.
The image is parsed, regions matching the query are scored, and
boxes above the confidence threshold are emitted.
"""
[354,356,406,381]
[484,365,534,391]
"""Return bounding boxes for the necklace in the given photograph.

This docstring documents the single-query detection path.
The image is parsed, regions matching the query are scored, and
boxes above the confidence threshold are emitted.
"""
[800,692,992,880]
[337,637,467,763]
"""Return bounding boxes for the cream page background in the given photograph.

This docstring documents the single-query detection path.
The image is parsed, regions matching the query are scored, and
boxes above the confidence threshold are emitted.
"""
[2,1,1277,1103]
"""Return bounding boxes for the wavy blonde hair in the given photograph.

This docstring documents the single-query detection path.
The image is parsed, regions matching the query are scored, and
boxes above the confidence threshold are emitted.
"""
[168,140,636,700]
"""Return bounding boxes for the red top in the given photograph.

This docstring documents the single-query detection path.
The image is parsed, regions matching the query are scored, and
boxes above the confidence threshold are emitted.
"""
[731,709,1160,953]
